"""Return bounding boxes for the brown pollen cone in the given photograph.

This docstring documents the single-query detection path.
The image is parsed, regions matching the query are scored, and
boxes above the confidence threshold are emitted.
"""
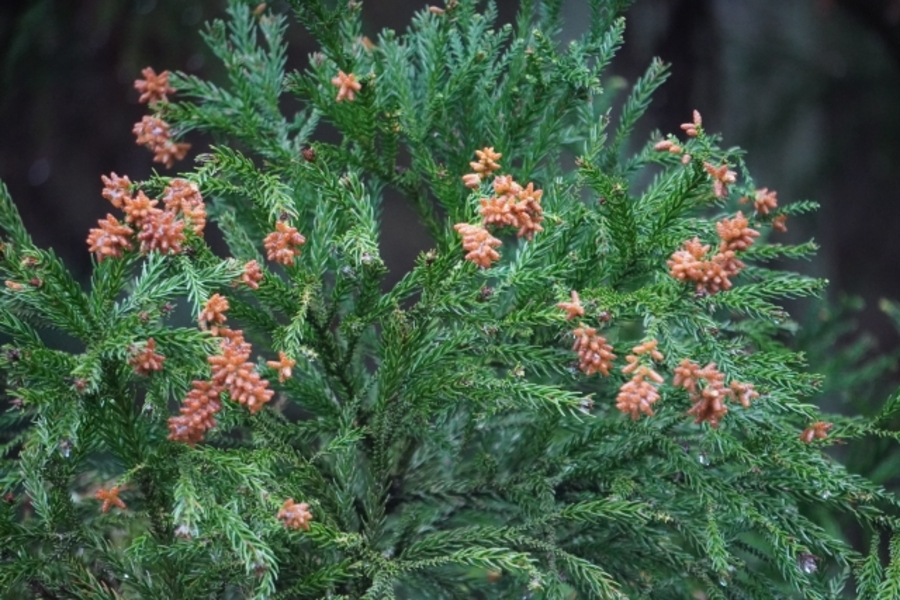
[453,223,501,268]
[167,380,223,445]
[264,221,306,266]
[87,215,134,261]
[572,326,615,376]
[129,338,166,375]
[134,67,175,104]
[277,498,313,530]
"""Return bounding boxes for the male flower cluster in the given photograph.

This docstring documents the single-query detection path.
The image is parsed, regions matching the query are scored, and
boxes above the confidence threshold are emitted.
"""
[88,176,207,262]
[94,486,127,513]
[208,328,275,414]
[462,147,502,188]
[656,110,789,233]
[556,290,585,321]
[86,213,133,262]
[454,147,544,268]
[133,116,191,169]
[163,178,207,235]
[330,70,362,102]
[453,223,501,269]
[558,290,616,377]
[673,359,757,428]
[616,340,665,419]
[198,292,229,335]
[667,212,759,295]
[132,67,190,168]
[703,162,738,199]
[263,221,306,266]
[267,351,296,383]
[238,259,264,289]
[167,381,223,446]
[277,498,313,531]
[654,110,703,164]
[199,297,275,415]
[740,187,789,233]
[655,110,751,197]
[800,421,833,443]
[128,338,166,376]
[556,292,760,428]
[133,67,175,105]
[168,295,290,445]
[479,176,544,240]
[571,325,616,377]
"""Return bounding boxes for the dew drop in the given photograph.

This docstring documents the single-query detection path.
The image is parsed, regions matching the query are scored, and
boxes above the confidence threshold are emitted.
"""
[797,552,818,574]
[58,439,72,458]
[697,452,710,466]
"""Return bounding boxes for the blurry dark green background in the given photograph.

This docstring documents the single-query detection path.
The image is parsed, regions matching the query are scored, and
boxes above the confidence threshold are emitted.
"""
[2,0,899,354]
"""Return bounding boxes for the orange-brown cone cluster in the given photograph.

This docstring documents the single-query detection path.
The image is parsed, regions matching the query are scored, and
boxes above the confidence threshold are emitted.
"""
[208,328,274,414]
[123,191,159,228]
[655,111,741,195]
[132,116,191,169]
[266,351,296,383]
[655,110,704,163]
[167,380,222,445]
[94,486,127,513]
[87,215,134,262]
[463,147,502,188]
[556,292,758,428]
[740,187,789,233]
[137,210,186,255]
[680,110,702,137]
[88,174,203,262]
[264,221,306,266]
[453,223,502,269]
[556,291,585,321]
[129,338,166,375]
[673,359,757,428]
[800,421,833,443]
[277,498,313,530]
[134,67,175,105]
[330,70,362,102]
[703,162,737,199]
[572,326,616,377]
[616,340,665,419]
[667,212,759,295]
[750,188,778,215]
[167,298,275,445]
[654,139,685,155]
[238,260,264,290]
[454,147,544,268]
[163,178,207,235]
[716,212,760,251]
[479,177,544,240]
[198,293,229,335]
[100,173,132,208]
[131,67,190,168]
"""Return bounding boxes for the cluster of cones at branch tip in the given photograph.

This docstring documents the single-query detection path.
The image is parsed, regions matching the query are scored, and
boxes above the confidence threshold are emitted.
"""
[41,68,829,522]
[67,67,309,528]
[453,147,545,268]
[450,110,829,438]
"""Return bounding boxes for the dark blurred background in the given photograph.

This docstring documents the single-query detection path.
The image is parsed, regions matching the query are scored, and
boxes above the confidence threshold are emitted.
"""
[1,0,899,354]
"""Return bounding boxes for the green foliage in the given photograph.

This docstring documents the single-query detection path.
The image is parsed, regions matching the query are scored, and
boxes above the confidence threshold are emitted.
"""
[2,1,900,598]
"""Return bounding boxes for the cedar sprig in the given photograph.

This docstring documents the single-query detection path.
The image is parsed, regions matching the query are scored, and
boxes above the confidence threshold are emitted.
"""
[1,2,900,599]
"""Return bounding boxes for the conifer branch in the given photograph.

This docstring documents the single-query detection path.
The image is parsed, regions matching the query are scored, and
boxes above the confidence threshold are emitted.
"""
[2,1,900,597]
